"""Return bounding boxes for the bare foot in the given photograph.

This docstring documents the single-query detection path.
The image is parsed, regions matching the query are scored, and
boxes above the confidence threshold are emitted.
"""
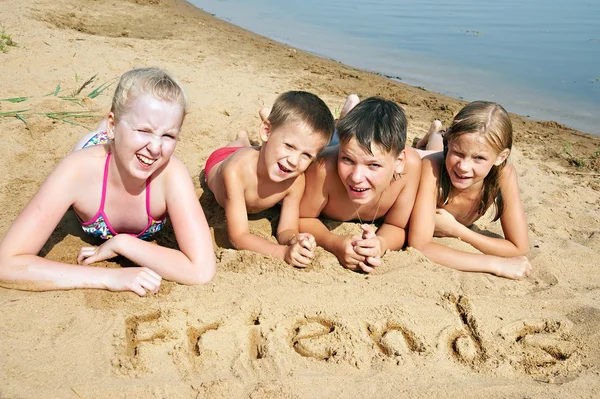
[259,107,270,122]
[416,120,443,150]
[339,94,360,119]
[226,130,251,147]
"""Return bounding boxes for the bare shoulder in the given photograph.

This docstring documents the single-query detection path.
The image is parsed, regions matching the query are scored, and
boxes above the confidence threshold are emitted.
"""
[221,147,257,180]
[59,144,107,179]
[422,151,444,175]
[404,147,422,172]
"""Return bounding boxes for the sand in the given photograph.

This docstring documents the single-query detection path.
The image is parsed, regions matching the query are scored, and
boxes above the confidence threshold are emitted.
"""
[1,0,600,398]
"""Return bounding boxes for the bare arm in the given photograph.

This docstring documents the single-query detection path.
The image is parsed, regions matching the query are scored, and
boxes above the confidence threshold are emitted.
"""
[463,164,529,256]
[0,154,161,295]
[375,149,422,253]
[408,155,530,279]
[221,167,302,264]
[85,159,217,284]
[298,161,364,269]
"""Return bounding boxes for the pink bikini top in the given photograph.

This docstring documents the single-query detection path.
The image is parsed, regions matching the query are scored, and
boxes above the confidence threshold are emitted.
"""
[78,152,166,240]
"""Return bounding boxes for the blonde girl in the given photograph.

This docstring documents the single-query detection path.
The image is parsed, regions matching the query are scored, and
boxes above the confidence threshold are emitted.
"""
[0,67,216,296]
[409,101,531,279]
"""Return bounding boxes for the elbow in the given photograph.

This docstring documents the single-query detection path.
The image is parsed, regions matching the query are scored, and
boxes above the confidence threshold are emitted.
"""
[407,235,426,253]
[186,256,217,285]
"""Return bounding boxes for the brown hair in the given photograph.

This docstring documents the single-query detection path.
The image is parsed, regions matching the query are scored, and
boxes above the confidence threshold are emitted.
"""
[438,101,513,221]
[267,91,335,143]
[337,96,407,157]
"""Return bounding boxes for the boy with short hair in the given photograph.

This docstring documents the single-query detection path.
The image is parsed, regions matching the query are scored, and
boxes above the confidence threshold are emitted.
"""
[205,91,335,266]
[299,96,421,272]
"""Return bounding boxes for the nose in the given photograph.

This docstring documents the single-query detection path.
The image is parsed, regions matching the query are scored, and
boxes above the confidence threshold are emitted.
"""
[147,135,162,155]
[288,152,299,168]
[456,158,471,172]
[349,165,364,183]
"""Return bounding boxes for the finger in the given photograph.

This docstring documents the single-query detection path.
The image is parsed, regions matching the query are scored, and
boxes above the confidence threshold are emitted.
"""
[360,224,376,238]
[296,246,314,260]
[139,277,160,294]
[130,284,148,297]
[353,237,379,248]
[358,261,375,273]
[298,238,312,251]
[142,267,162,281]
[77,247,96,264]
[366,256,381,267]
[82,254,100,266]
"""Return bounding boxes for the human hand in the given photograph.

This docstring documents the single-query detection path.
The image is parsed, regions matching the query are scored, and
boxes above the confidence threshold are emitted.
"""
[350,224,382,272]
[288,233,316,252]
[492,256,532,280]
[434,208,460,237]
[103,267,162,296]
[77,236,123,265]
[331,234,375,273]
[284,234,316,267]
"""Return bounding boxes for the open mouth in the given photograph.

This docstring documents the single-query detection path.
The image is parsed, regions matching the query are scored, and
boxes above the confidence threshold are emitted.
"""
[278,162,292,174]
[350,185,370,193]
[453,171,471,180]
[137,154,156,167]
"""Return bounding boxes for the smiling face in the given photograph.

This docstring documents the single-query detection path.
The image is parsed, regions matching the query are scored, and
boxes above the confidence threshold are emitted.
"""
[107,94,185,180]
[445,132,509,192]
[260,119,329,183]
[337,137,404,205]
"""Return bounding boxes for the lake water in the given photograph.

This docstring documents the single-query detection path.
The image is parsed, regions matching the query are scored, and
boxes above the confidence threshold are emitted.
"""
[190,0,600,135]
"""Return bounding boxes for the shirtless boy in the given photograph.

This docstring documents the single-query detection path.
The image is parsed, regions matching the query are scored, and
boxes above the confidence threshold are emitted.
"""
[205,91,335,266]
[299,96,421,272]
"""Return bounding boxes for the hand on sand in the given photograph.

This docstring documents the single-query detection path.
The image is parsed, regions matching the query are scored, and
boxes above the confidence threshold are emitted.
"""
[351,224,382,272]
[104,267,162,297]
[285,233,316,267]
[493,256,532,280]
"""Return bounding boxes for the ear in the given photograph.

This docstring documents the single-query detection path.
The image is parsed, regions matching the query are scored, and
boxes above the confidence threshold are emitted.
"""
[394,149,407,175]
[259,120,272,143]
[494,148,510,166]
[106,112,116,141]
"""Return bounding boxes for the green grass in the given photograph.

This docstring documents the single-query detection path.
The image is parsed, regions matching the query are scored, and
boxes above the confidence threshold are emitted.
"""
[0,29,17,53]
[1,75,115,130]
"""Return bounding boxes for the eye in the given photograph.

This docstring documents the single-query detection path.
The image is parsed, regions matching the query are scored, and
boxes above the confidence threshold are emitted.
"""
[341,156,353,164]
[163,134,176,140]
[285,143,294,149]
[475,155,486,161]
[302,153,313,160]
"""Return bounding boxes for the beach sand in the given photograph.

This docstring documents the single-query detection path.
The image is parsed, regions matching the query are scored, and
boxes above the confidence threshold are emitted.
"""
[1,0,600,397]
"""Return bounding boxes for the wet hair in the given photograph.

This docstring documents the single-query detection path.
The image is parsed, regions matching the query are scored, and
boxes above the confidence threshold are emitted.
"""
[438,101,513,221]
[336,97,407,156]
[267,91,335,144]
[111,67,187,122]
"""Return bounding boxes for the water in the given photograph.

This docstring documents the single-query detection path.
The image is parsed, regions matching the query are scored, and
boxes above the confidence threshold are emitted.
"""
[190,0,600,135]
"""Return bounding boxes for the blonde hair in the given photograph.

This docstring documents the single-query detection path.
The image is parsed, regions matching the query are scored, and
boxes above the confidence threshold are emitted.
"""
[111,67,187,121]
[438,101,513,221]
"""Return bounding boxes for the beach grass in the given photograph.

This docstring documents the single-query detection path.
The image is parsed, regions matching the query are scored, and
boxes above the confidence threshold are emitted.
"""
[0,29,17,53]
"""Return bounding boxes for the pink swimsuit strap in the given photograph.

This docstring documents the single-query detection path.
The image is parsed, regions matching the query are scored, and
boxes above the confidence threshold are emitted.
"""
[79,152,165,240]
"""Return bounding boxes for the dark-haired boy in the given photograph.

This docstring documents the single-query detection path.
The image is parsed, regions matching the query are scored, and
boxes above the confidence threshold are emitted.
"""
[299,96,421,272]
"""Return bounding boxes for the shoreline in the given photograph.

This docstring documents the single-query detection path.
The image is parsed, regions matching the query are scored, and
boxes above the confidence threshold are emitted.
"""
[191,0,600,136]
[0,0,599,397]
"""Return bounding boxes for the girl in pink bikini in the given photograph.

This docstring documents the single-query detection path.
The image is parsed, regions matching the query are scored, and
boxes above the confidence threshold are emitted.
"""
[0,67,216,296]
